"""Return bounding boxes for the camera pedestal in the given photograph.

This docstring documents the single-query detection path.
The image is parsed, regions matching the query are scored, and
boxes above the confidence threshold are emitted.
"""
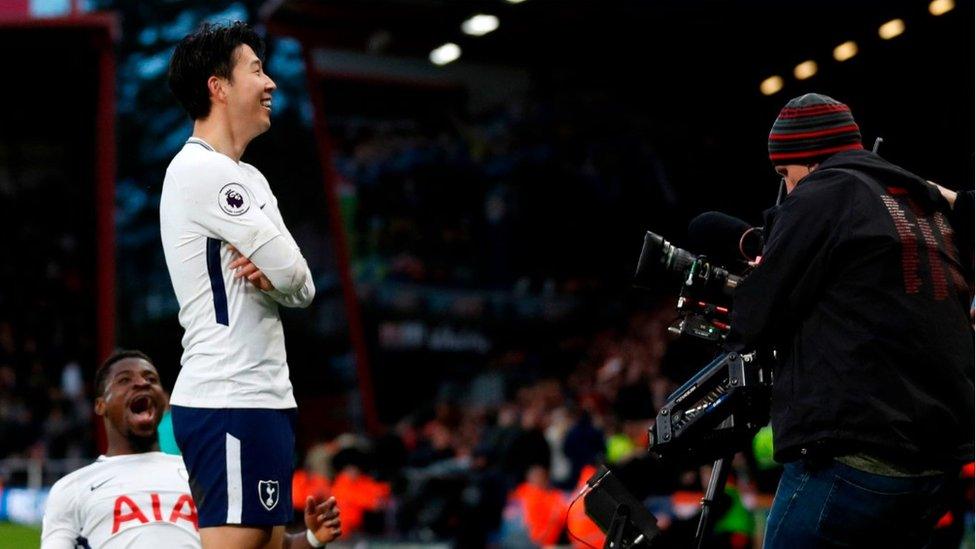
[694,456,734,549]
[604,503,630,549]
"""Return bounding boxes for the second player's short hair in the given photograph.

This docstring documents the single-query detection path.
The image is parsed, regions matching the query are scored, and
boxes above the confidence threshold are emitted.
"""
[95,349,154,397]
[168,21,266,120]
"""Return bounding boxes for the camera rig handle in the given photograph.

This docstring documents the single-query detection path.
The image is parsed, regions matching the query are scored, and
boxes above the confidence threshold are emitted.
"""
[649,351,771,465]
[669,294,730,343]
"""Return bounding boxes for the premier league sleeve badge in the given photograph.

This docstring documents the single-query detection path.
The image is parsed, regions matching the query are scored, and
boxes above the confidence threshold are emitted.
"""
[218,183,251,216]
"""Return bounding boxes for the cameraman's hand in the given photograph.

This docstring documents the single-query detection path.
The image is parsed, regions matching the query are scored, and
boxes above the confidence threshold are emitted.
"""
[927,180,957,208]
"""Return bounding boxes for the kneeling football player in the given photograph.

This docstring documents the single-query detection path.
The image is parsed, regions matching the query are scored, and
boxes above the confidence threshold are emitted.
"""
[41,351,341,548]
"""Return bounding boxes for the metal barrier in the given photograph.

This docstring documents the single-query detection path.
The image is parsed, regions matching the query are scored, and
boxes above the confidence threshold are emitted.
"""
[0,457,89,490]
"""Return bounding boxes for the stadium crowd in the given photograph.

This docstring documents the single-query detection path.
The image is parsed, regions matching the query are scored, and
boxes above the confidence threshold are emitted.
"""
[330,92,679,291]
[0,138,96,485]
[2,14,972,545]
[286,307,779,548]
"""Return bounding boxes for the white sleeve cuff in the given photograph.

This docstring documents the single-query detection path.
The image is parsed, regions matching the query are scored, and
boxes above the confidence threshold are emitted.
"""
[306,528,326,548]
[249,235,309,295]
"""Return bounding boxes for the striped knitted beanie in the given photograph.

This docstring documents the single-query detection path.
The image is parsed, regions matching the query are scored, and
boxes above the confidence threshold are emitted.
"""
[768,93,863,165]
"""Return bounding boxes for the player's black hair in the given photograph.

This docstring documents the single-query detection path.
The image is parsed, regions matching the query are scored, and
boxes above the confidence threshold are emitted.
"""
[168,21,266,120]
[95,349,154,397]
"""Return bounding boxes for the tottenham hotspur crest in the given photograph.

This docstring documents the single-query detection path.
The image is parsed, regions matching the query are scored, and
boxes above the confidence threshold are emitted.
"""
[258,480,279,511]
[218,183,250,216]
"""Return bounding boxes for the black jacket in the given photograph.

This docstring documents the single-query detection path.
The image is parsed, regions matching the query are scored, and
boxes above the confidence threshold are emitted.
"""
[728,150,974,467]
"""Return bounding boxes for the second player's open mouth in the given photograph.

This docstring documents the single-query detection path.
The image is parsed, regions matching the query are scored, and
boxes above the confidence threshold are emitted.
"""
[128,394,156,424]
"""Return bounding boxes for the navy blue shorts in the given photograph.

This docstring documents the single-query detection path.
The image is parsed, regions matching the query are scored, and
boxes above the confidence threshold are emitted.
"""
[171,406,297,528]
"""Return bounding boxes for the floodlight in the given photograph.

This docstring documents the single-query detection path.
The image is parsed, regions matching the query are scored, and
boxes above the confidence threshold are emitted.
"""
[793,60,817,80]
[929,0,954,16]
[878,19,905,40]
[833,41,858,62]
[430,43,461,65]
[462,14,499,36]
[760,76,784,96]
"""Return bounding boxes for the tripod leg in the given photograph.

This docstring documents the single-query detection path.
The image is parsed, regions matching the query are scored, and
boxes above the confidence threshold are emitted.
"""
[605,504,630,549]
[695,456,734,549]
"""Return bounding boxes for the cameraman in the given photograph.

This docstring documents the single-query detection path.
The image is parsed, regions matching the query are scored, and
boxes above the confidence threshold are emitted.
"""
[726,93,974,548]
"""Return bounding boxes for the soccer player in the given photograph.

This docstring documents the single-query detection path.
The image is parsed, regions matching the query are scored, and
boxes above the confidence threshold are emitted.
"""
[41,351,341,548]
[160,22,316,549]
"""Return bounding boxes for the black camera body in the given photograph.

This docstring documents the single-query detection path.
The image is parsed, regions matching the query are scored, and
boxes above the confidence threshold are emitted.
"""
[584,225,773,548]
[633,229,772,463]
[634,231,741,343]
[634,231,741,301]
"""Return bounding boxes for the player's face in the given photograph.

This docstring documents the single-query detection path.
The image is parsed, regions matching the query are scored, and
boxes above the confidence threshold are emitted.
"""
[226,44,276,138]
[774,163,818,194]
[96,358,168,439]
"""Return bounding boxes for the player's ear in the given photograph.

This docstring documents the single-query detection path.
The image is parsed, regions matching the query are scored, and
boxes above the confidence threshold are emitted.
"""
[94,397,106,417]
[207,75,226,103]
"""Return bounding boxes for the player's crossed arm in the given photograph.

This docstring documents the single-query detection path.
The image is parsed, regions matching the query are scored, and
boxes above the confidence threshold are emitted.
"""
[229,245,274,291]
[182,162,312,303]
[228,239,310,295]
[227,244,315,309]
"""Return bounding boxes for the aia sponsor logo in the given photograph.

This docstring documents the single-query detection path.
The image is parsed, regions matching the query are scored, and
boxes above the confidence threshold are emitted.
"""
[112,493,198,533]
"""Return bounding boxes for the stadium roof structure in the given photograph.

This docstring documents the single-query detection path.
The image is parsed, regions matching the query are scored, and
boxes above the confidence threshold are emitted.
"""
[262,0,940,93]
[262,0,972,206]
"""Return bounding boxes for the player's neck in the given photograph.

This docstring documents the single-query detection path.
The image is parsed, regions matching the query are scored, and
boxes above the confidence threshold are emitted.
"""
[105,432,160,457]
[192,113,252,162]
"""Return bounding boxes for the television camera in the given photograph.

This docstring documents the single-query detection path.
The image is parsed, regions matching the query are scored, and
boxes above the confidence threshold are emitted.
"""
[584,215,773,549]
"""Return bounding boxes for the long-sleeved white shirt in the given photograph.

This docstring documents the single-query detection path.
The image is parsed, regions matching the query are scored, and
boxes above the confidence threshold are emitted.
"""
[160,137,314,409]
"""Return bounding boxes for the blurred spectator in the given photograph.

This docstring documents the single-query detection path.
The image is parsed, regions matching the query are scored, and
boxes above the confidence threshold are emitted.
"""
[563,410,606,485]
[544,406,573,487]
[502,465,569,547]
[330,447,391,537]
[291,469,330,517]
[500,405,552,488]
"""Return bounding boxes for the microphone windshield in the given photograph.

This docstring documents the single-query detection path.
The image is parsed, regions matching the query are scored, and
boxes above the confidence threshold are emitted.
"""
[687,211,762,265]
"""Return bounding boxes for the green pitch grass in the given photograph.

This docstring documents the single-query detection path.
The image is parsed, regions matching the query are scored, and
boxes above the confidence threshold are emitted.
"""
[0,522,40,549]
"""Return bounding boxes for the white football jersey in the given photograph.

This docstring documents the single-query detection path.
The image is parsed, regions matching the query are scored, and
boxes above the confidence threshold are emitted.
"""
[160,137,306,409]
[41,452,199,549]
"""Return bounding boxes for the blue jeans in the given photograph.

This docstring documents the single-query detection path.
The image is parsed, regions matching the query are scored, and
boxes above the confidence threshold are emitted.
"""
[764,459,950,548]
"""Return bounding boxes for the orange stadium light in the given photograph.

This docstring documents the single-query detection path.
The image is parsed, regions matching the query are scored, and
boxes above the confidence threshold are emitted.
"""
[929,0,954,16]
[878,18,905,40]
[793,60,817,80]
[760,75,784,96]
[833,41,858,62]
